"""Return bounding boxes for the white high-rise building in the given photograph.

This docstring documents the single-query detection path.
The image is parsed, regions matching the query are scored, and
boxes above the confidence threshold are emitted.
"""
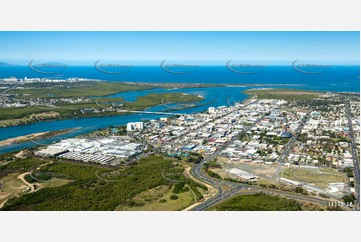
[208,107,216,114]
[126,122,144,132]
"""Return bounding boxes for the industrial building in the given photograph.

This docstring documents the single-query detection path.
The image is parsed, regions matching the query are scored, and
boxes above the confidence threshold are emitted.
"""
[34,137,145,166]
[226,168,259,180]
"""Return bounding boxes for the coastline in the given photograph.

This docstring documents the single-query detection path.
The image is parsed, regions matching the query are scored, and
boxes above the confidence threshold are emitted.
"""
[0,128,77,147]
[0,132,49,147]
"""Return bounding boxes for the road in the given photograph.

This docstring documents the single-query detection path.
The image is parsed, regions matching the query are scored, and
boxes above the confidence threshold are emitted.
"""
[189,111,336,211]
[189,110,263,210]
[17,172,35,193]
[345,99,360,209]
[275,112,310,179]
[190,158,334,211]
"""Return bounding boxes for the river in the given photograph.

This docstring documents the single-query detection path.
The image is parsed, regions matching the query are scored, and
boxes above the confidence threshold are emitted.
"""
[0,84,357,154]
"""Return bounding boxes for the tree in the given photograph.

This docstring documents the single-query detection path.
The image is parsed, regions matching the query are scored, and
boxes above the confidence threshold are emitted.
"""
[342,194,355,204]
[295,186,308,195]
[170,195,178,200]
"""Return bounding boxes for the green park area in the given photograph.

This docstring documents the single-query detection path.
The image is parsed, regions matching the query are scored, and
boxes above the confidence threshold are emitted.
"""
[0,155,207,211]
[244,88,324,101]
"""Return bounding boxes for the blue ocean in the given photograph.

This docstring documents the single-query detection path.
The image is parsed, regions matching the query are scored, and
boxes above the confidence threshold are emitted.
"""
[0,65,359,92]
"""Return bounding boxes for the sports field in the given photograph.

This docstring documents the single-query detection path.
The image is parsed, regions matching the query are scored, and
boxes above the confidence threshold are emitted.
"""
[280,167,347,188]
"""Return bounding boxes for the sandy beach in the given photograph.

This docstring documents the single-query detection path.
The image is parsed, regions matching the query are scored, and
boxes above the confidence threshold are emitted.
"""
[0,132,49,147]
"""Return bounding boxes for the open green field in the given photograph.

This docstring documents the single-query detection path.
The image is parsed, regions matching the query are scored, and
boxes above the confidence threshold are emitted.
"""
[115,184,195,211]
[0,172,71,208]
[280,167,347,188]
[0,173,28,207]
[35,177,72,189]
[244,88,324,101]
[0,155,205,211]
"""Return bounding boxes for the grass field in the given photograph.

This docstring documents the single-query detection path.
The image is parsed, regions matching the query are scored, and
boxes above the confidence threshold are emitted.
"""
[280,167,347,188]
[115,184,195,211]
[244,88,324,101]
[0,173,28,208]
[35,177,72,190]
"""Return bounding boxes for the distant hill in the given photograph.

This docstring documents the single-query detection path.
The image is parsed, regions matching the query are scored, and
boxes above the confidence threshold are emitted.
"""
[0,61,12,66]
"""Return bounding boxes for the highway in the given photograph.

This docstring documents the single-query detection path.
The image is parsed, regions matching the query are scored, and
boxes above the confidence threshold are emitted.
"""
[190,114,263,210]
[345,99,360,209]
[190,158,334,210]
[189,112,336,211]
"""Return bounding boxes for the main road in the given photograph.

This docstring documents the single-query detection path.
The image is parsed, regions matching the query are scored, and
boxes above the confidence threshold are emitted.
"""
[190,112,263,210]
[189,112,336,211]
[275,112,310,179]
[345,99,360,209]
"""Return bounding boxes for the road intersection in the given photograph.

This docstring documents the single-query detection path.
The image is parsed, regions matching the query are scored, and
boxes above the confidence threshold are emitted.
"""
[189,112,338,211]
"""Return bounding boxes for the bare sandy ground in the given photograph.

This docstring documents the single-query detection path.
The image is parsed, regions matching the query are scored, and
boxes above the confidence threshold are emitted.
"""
[0,132,48,147]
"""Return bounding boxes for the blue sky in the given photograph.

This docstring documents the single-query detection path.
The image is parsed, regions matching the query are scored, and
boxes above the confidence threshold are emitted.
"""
[0,31,359,65]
